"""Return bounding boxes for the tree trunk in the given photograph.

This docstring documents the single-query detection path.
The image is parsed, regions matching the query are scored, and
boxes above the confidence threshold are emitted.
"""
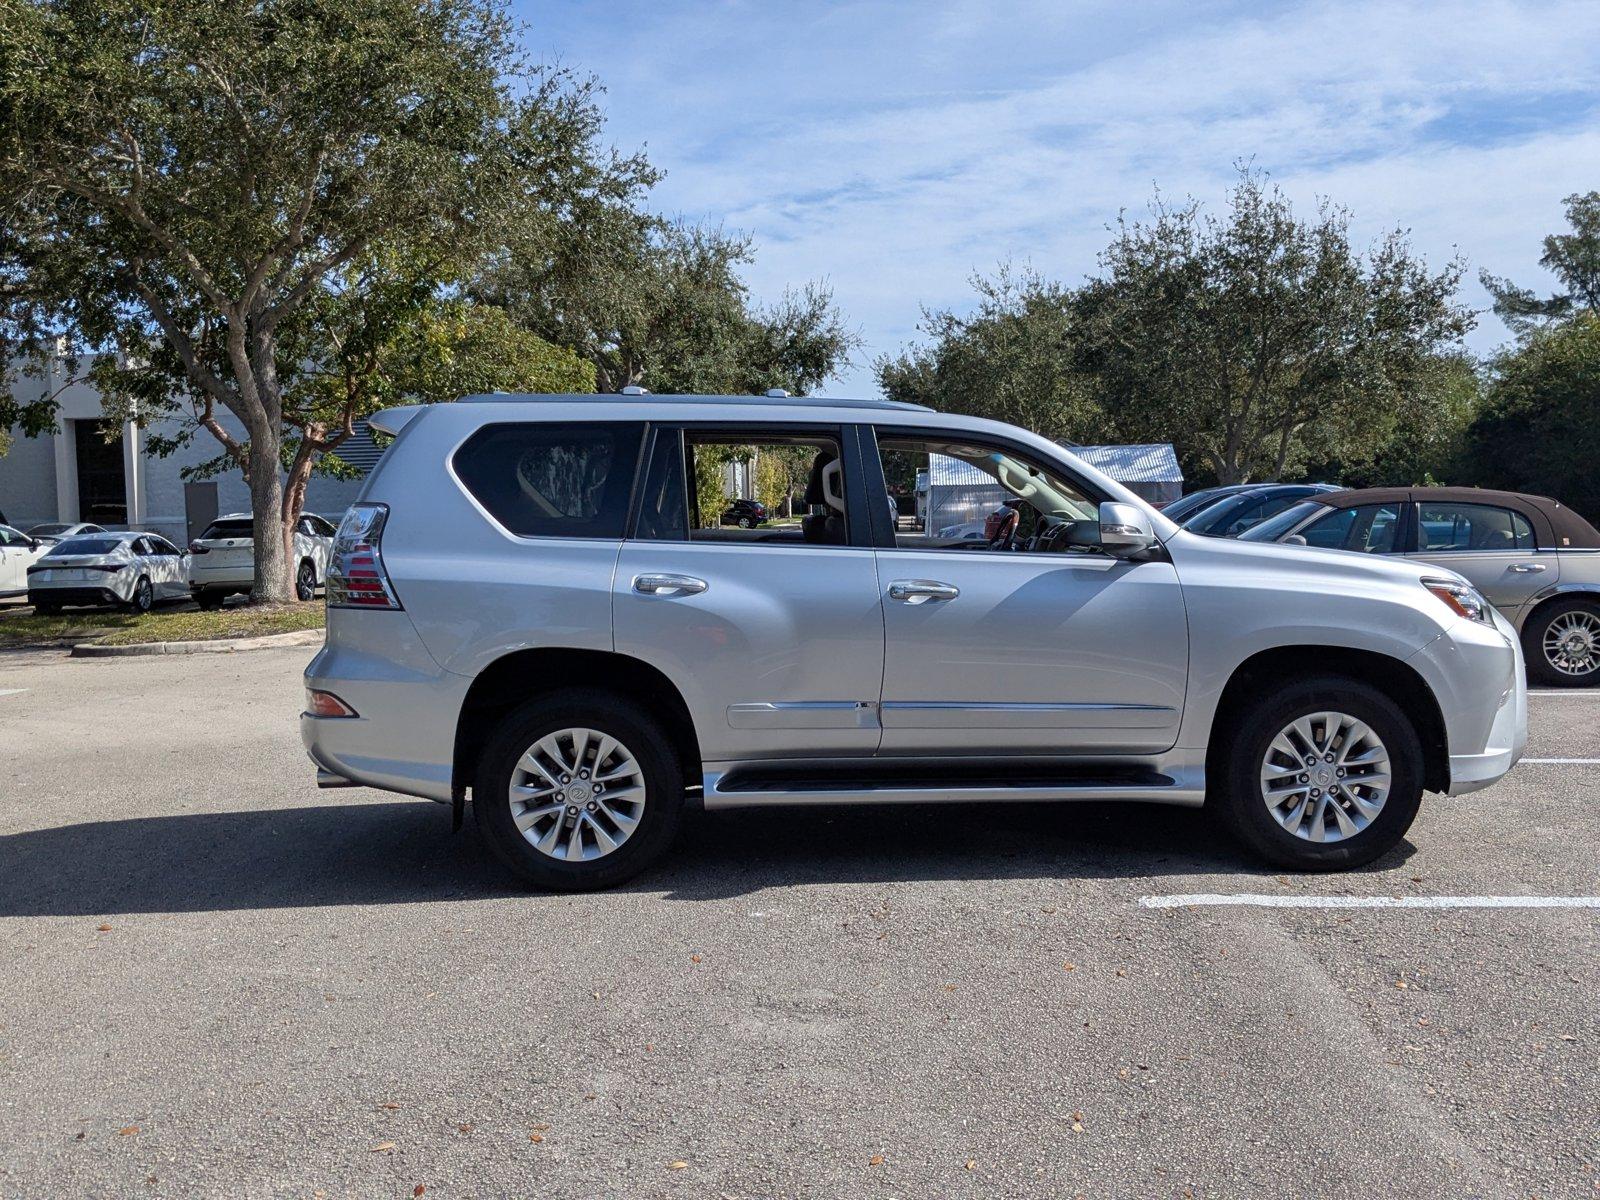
[246,424,293,605]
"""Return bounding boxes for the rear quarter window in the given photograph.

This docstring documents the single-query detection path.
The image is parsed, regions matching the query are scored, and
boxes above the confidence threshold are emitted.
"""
[452,422,644,539]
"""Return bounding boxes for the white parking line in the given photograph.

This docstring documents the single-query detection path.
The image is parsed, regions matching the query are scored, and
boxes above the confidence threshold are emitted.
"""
[0,688,26,698]
[1521,757,1600,764]
[1528,690,1600,697]
[1139,894,1600,910]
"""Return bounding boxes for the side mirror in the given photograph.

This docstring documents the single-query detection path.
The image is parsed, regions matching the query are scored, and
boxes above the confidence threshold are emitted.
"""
[1099,501,1159,558]
[27,538,40,551]
[1284,534,1308,547]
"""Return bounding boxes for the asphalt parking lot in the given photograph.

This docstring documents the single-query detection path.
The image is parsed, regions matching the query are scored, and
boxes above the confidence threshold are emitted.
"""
[0,648,1595,1199]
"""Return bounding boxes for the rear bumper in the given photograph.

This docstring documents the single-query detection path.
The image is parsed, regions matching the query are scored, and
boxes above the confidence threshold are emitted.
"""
[300,609,463,804]
[28,585,126,608]
[188,564,253,590]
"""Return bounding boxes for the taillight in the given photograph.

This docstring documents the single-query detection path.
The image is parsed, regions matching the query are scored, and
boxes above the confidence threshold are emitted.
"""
[305,689,359,718]
[326,503,402,610]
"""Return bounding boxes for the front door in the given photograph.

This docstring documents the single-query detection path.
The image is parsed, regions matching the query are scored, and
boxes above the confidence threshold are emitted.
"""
[871,432,1188,756]
[1405,499,1556,619]
[612,425,887,764]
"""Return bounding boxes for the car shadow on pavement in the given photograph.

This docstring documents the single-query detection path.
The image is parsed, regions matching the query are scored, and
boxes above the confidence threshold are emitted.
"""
[0,796,1415,915]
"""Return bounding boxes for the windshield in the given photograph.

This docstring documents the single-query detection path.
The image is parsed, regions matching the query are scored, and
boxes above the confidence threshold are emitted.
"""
[1238,500,1327,542]
[45,536,126,556]
[200,518,254,540]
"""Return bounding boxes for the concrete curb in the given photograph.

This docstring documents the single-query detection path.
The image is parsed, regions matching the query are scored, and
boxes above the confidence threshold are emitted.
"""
[70,628,325,658]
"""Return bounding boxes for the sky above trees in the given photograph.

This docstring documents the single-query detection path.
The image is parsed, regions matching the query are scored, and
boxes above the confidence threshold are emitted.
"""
[525,0,1600,395]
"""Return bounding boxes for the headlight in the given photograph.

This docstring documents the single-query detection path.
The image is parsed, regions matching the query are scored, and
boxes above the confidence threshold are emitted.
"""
[1423,577,1493,624]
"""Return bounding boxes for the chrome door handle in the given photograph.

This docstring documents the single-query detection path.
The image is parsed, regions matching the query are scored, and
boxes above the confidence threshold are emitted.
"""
[632,573,708,596]
[1509,562,1546,573]
[888,579,960,603]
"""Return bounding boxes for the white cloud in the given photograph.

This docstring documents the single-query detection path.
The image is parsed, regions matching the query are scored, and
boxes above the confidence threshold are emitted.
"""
[528,0,1600,394]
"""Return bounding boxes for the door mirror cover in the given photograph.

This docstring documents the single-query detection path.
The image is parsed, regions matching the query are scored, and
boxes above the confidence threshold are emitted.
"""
[1099,502,1159,558]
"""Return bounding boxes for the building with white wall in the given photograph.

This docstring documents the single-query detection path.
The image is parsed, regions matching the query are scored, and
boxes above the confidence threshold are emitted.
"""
[0,354,375,543]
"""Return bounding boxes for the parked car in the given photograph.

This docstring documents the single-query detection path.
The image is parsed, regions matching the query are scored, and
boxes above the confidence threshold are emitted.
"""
[25,522,108,547]
[719,498,767,528]
[0,524,49,600]
[933,519,987,541]
[302,393,1526,890]
[188,512,336,607]
[25,530,189,612]
[1242,487,1600,686]
[1180,484,1342,538]
[1157,484,1259,524]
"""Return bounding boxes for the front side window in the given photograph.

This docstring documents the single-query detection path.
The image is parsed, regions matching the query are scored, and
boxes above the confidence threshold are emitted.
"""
[878,435,1101,553]
[635,429,849,547]
[453,422,644,539]
[1418,502,1534,552]
[1301,503,1402,553]
[0,526,23,547]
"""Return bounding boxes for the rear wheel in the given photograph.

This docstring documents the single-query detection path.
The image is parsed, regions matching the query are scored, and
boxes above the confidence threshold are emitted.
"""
[193,590,224,611]
[1213,676,1423,870]
[295,559,317,601]
[473,689,684,891]
[1522,598,1600,687]
[127,577,154,614]
[740,516,755,528]
[35,604,60,616]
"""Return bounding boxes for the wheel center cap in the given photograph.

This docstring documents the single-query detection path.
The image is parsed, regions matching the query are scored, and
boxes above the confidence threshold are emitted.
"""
[568,781,593,803]
[1313,766,1334,787]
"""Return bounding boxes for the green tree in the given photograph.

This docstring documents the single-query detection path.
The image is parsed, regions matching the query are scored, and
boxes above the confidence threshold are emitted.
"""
[478,219,857,395]
[1460,313,1600,521]
[875,266,1104,442]
[1481,191,1600,337]
[1073,169,1473,484]
[0,0,647,602]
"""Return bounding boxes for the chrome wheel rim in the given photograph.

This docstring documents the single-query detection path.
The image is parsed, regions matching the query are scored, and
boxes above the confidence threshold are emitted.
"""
[296,562,315,599]
[1543,611,1600,677]
[507,727,647,862]
[1259,711,1391,843]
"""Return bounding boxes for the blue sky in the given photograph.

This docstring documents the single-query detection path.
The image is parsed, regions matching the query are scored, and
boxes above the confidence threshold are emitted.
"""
[519,0,1600,395]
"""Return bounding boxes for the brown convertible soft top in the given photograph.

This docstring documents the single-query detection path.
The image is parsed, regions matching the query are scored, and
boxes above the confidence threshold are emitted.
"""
[1314,487,1600,550]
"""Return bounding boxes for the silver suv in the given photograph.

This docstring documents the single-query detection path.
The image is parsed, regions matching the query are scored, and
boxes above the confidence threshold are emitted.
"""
[302,394,1527,890]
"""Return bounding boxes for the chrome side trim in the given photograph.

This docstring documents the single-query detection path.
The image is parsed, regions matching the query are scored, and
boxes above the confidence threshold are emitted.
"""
[701,764,1206,809]
[726,701,880,730]
[879,700,1177,730]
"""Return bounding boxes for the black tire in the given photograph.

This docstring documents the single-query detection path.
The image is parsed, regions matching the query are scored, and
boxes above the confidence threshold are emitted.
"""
[35,604,60,616]
[127,577,153,614]
[295,559,317,601]
[193,590,224,611]
[1521,597,1600,687]
[1212,675,1424,871]
[473,688,684,892]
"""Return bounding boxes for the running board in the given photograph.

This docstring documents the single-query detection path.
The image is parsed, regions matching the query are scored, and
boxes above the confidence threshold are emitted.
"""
[702,762,1206,809]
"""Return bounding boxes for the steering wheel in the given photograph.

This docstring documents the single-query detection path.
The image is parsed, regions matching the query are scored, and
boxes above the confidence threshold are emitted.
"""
[986,508,1019,551]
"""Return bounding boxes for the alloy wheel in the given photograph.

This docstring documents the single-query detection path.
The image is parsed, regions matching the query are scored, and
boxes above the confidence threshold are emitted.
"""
[506,727,647,862]
[296,561,316,601]
[1543,610,1600,678]
[1259,711,1391,843]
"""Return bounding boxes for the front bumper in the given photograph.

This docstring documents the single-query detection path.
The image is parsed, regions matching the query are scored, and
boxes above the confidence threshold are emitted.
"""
[1409,609,1528,796]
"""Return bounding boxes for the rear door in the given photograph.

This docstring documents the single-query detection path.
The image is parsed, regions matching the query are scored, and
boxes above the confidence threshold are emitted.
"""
[144,535,189,597]
[0,527,27,594]
[1405,499,1555,618]
[868,429,1188,756]
[612,424,886,764]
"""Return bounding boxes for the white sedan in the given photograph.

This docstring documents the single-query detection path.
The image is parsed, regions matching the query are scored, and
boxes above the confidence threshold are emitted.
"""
[0,524,49,600]
[25,521,108,547]
[187,512,336,607]
[26,531,191,613]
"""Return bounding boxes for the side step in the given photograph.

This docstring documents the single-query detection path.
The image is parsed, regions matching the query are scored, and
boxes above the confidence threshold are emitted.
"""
[703,761,1205,809]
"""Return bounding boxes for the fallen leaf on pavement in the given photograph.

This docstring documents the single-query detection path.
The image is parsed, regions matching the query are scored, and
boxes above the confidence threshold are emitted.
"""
[96,924,112,932]
[379,1103,401,1110]
[1063,962,1076,971]
[413,1187,426,1197]
[528,1133,544,1144]
[371,1142,395,1153]
[965,1159,977,1170]
[690,954,702,964]
[868,1154,884,1167]
[669,1161,688,1169]
[118,1126,139,1137]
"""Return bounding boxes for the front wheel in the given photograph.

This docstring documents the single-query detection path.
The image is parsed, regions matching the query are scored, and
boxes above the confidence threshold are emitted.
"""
[473,689,684,891]
[295,559,317,601]
[1212,676,1423,870]
[1522,598,1600,687]
[740,516,755,529]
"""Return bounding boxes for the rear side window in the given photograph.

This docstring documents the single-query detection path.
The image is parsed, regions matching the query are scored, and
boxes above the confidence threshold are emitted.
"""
[453,422,644,539]
[1418,502,1534,552]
